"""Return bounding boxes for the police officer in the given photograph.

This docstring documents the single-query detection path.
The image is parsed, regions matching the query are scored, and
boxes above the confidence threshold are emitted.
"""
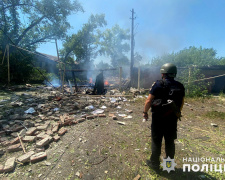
[143,63,185,170]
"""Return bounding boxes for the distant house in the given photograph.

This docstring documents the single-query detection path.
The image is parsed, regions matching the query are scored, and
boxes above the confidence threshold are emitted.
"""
[35,52,59,74]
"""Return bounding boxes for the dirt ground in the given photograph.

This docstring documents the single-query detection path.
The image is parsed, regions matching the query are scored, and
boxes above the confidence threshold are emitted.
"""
[0,85,225,180]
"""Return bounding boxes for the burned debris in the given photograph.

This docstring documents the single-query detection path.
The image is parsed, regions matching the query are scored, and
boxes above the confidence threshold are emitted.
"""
[0,83,140,174]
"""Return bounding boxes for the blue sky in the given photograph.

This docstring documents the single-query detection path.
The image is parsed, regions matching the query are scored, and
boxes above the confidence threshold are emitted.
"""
[37,0,225,64]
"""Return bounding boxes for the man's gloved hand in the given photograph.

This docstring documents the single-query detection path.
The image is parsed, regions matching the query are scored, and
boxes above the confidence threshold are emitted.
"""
[143,112,148,119]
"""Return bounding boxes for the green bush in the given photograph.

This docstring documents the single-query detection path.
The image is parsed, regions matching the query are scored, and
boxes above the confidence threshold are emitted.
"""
[177,68,210,97]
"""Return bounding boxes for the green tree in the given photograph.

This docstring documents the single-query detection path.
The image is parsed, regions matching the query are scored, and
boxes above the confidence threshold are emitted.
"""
[98,24,130,68]
[151,46,218,67]
[0,0,83,84]
[149,46,221,96]
[0,0,83,48]
[60,14,107,65]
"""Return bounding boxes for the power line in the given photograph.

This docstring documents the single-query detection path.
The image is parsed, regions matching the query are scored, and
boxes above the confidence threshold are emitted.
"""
[184,73,225,84]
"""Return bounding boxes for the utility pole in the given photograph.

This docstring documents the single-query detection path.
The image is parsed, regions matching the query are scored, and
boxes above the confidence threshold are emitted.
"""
[55,39,62,84]
[130,9,135,87]
[7,44,10,85]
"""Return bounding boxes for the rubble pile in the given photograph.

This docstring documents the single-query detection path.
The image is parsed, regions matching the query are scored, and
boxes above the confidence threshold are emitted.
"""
[0,85,135,174]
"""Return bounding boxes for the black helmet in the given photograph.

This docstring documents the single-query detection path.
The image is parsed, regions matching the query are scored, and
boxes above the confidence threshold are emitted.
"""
[160,63,177,77]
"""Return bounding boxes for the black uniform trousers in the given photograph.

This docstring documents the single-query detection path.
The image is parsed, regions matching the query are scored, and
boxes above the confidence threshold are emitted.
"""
[150,112,178,166]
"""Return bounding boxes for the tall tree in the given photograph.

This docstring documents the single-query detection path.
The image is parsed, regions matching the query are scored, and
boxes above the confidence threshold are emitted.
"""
[61,14,107,65]
[149,46,220,97]
[150,46,218,67]
[0,0,83,49]
[0,0,83,84]
[98,24,130,68]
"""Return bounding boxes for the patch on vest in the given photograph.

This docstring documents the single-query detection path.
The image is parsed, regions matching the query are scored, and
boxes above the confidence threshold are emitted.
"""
[149,82,155,91]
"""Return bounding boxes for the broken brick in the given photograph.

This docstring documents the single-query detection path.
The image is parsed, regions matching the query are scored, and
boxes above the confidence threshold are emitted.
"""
[46,130,53,136]
[1,141,11,147]
[7,143,22,152]
[36,132,46,139]
[117,121,126,125]
[77,118,86,123]
[60,115,65,124]
[98,114,106,117]
[17,151,35,163]
[109,113,115,117]
[133,174,141,180]
[3,157,16,173]
[36,147,45,153]
[33,130,41,136]
[34,123,41,127]
[86,116,95,120]
[52,124,59,133]
[36,124,48,131]
[22,136,37,143]
[12,126,24,132]
[36,137,51,148]
[81,114,87,118]
[30,152,47,163]
[62,119,73,126]
[53,135,60,142]
[126,109,133,113]
[26,127,37,136]
[58,127,67,136]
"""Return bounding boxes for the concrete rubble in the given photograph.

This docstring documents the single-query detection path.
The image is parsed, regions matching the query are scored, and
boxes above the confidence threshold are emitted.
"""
[0,84,135,174]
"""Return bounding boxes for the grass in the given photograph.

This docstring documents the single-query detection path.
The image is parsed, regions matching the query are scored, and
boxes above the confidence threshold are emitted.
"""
[203,111,225,119]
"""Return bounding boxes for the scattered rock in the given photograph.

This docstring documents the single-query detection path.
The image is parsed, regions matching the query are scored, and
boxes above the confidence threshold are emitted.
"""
[3,157,16,173]
[86,115,95,120]
[36,137,51,148]
[10,137,20,145]
[45,161,51,166]
[17,151,35,163]
[117,121,126,125]
[52,124,59,133]
[36,147,45,153]
[36,132,48,139]
[211,123,218,127]
[22,136,37,143]
[53,135,60,142]
[98,114,106,117]
[134,174,141,180]
[75,171,80,177]
[26,127,37,136]
[58,127,67,136]
[7,143,22,153]
[30,152,47,163]
[36,124,48,131]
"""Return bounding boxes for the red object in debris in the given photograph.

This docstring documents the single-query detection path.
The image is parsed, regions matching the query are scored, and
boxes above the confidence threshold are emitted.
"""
[89,78,93,84]
[54,97,62,101]
[104,80,109,86]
